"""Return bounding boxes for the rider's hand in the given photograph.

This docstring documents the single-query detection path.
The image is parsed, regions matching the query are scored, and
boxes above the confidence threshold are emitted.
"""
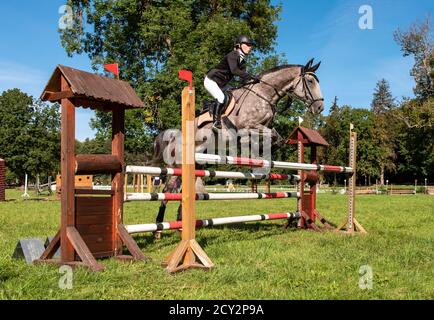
[243,75,260,85]
[251,75,261,83]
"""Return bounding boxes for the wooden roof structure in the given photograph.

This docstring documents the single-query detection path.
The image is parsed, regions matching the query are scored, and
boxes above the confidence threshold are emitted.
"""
[40,65,144,111]
[286,126,329,147]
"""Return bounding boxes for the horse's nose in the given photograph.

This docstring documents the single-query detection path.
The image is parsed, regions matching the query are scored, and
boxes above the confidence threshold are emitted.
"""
[312,100,324,114]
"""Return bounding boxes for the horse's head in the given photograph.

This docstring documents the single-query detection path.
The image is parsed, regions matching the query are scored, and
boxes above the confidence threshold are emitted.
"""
[292,59,324,114]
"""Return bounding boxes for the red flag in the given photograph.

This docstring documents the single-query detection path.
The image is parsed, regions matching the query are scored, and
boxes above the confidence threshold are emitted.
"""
[104,63,119,78]
[178,70,193,89]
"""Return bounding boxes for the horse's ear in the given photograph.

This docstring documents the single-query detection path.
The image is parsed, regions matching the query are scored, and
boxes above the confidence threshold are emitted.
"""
[305,58,314,71]
[311,61,321,72]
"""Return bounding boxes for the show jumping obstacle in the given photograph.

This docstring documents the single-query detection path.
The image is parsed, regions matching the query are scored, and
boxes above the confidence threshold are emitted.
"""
[156,72,365,272]
[35,65,148,271]
[34,66,364,273]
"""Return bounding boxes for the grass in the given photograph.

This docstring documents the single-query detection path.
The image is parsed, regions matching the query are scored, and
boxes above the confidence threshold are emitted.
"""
[0,188,433,300]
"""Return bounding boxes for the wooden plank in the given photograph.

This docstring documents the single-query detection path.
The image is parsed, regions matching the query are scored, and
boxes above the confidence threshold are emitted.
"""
[37,230,61,260]
[75,189,114,195]
[66,227,103,271]
[112,108,125,255]
[60,75,76,262]
[42,90,74,101]
[75,197,112,216]
[75,215,114,226]
[117,224,149,261]
[76,224,113,235]
[81,233,114,254]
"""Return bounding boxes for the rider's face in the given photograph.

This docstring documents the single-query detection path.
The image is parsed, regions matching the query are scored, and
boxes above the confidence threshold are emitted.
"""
[241,43,253,54]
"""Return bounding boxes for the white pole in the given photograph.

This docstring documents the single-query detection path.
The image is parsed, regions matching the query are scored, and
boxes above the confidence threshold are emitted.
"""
[195,153,353,173]
[125,191,300,202]
[126,212,300,234]
[22,174,29,198]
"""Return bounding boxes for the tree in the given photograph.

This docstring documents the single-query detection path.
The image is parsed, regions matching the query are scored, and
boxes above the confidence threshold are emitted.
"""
[391,17,434,182]
[394,16,434,100]
[371,79,395,114]
[26,100,61,180]
[321,105,380,186]
[0,89,34,183]
[370,79,397,184]
[0,90,61,183]
[59,0,283,158]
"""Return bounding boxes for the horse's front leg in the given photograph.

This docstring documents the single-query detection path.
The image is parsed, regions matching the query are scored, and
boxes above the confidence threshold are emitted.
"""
[154,175,181,239]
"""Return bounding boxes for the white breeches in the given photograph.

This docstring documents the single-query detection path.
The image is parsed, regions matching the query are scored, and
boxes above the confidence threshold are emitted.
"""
[204,76,225,103]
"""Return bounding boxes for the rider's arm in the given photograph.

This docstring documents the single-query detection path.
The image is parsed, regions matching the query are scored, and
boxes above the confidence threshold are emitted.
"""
[227,52,252,83]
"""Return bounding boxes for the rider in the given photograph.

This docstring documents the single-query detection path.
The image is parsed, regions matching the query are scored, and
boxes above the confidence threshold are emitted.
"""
[204,35,259,131]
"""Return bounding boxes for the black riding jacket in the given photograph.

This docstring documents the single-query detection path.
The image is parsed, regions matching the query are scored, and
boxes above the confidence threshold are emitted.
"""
[207,50,252,88]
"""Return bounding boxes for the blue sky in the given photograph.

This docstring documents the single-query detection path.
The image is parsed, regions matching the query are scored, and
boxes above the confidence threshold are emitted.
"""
[0,0,432,141]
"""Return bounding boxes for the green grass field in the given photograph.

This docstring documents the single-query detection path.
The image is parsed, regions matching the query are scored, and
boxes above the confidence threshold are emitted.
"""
[0,189,433,300]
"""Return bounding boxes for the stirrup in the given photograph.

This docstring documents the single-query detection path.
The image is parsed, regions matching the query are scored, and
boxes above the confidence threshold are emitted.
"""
[212,121,222,132]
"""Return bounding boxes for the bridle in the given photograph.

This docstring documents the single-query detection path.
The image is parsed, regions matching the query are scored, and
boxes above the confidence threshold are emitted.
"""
[241,70,324,110]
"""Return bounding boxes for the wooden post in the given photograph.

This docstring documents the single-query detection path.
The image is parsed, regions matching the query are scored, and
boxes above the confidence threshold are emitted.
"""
[61,75,77,263]
[297,131,305,228]
[297,130,320,230]
[112,108,148,261]
[147,175,152,193]
[336,124,366,234]
[112,108,125,255]
[163,86,214,273]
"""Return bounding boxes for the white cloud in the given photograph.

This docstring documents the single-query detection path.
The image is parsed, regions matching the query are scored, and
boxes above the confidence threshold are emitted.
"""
[0,60,46,97]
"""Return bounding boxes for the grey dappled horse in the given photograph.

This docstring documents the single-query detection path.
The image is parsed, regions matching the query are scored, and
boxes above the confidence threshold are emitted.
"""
[149,59,324,233]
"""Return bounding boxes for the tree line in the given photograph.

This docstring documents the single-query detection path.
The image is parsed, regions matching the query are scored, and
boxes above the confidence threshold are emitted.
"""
[0,1,432,186]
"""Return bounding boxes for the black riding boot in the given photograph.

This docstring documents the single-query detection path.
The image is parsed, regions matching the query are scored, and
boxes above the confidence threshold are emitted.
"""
[212,101,224,131]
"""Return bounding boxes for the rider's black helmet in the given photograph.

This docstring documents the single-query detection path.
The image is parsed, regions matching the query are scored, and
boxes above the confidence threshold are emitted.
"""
[235,35,254,46]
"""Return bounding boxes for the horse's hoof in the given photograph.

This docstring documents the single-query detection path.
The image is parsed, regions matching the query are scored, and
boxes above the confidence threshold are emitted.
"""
[153,231,162,240]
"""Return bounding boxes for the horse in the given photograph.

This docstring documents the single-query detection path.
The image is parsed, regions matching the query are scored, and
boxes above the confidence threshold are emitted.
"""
[148,58,324,236]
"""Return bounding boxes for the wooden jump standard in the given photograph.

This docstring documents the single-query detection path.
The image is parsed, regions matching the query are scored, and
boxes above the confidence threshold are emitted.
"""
[162,72,214,272]
[35,65,149,271]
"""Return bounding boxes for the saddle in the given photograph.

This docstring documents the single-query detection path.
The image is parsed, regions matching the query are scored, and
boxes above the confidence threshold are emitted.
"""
[196,92,237,130]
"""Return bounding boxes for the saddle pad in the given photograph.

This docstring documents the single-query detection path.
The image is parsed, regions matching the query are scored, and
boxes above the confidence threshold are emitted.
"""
[197,97,236,128]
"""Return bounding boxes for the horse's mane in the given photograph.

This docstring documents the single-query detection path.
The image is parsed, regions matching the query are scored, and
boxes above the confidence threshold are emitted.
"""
[257,64,303,78]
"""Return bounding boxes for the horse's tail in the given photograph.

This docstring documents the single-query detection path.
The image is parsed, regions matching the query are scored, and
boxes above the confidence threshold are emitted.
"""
[146,129,180,168]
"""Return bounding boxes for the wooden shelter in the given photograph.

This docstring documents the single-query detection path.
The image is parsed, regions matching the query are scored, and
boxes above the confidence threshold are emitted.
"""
[35,65,148,271]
